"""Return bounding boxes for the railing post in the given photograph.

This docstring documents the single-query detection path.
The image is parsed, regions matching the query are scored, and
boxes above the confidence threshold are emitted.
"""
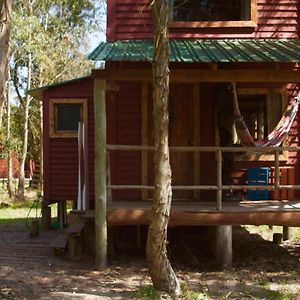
[94,78,107,269]
[275,150,280,189]
[217,149,222,211]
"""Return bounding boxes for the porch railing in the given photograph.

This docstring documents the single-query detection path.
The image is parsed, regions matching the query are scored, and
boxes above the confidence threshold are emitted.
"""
[106,145,300,211]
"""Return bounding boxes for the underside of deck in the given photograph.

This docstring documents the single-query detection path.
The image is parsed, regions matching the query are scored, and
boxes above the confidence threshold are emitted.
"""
[102,200,300,227]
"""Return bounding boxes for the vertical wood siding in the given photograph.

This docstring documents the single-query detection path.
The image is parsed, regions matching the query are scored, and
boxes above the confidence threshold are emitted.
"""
[44,78,94,204]
[43,78,142,205]
[107,0,300,41]
[114,82,142,200]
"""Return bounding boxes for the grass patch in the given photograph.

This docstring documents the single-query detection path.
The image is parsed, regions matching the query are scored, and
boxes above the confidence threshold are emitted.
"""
[133,284,206,300]
[244,225,300,241]
[133,285,156,299]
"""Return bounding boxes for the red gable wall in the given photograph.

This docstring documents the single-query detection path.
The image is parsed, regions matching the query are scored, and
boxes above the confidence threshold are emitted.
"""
[43,78,142,205]
[107,0,300,41]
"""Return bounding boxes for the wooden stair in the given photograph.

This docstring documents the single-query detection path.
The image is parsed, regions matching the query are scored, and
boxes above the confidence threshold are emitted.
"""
[50,223,85,259]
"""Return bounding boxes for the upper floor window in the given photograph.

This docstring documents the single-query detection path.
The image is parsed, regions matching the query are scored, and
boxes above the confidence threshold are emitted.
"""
[169,0,257,28]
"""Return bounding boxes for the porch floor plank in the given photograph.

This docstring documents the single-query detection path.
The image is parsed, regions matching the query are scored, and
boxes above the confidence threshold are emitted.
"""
[85,200,300,227]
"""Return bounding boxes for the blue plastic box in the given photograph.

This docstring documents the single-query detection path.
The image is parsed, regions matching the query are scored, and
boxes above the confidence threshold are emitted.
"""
[247,167,269,200]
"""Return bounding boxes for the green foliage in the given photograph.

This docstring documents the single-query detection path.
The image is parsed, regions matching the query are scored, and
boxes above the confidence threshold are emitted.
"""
[0,0,105,183]
[133,284,206,300]
[133,285,156,300]
[181,283,205,300]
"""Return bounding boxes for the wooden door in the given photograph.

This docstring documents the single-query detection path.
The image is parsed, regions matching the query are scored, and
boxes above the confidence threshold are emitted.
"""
[147,83,195,200]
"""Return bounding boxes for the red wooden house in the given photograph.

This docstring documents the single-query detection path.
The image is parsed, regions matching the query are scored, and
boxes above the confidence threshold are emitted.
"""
[30,0,300,266]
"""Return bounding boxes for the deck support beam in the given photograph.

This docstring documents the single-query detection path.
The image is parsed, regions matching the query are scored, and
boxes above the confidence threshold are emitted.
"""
[94,78,107,269]
[216,225,232,269]
[92,69,300,83]
[283,226,292,241]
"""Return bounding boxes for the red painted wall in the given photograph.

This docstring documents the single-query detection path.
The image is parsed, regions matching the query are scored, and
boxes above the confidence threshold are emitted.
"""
[43,78,94,203]
[107,0,300,41]
[43,71,300,204]
[43,78,141,205]
[0,149,20,178]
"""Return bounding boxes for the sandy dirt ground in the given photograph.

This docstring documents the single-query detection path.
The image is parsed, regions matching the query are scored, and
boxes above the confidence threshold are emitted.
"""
[0,224,299,300]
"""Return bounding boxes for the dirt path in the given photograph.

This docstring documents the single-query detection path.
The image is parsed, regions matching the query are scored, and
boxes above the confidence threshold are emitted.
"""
[0,225,300,300]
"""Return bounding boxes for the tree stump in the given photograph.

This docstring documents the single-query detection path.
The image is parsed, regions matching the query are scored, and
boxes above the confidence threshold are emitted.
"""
[273,233,283,244]
[30,220,39,238]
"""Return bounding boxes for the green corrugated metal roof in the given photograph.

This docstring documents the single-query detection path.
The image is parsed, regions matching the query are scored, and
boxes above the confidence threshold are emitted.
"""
[88,39,300,63]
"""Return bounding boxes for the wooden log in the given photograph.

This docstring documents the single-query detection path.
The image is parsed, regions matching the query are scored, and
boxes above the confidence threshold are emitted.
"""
[51,234,68,256]
[216,150,222,211]
[68,235,83,259]
[92,69,300,83]
[193,83,200,200]
[107,144,300,153]
[273,233,283,244]
[94,78,107,269]
[30,220,39,238]
[216,225,232,269]
[106,209,300,227]
[141,82,148,201]
[65,223,85,259]
[83,218,95,255]
[283,226,292,241]
[41,206,51,230]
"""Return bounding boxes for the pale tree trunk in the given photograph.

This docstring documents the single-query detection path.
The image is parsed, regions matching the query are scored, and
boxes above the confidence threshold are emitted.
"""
[17,52,32,201]
[6,68,14,197]
[17,1,33,200]
[146,0,181,298]
[0,0,11,128]
[39,100,43,190]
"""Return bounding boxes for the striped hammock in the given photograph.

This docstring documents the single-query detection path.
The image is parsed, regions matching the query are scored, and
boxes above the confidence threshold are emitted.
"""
[233,84,299,147]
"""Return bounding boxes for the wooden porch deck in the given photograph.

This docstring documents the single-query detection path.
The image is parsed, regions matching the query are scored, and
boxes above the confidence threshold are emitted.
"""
[101,200,300,227]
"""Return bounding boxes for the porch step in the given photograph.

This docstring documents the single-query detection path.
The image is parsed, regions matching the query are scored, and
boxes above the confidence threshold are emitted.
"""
[65,223,85,259]
[50,234,68,256]
[65,223,84,237]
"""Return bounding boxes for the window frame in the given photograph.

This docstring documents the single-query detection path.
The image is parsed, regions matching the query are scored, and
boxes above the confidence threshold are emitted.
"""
[169,0,257,28]
[49,98,87,138]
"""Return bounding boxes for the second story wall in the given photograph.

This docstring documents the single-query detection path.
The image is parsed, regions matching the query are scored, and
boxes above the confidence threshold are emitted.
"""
[107,0,300,41]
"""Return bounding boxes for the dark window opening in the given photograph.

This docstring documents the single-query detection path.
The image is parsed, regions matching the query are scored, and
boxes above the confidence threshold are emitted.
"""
[55,104,81,132]
[172,0,251,22]
[235,94,282,145]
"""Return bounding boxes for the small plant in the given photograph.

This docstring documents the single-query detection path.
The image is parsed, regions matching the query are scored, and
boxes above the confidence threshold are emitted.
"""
[133,283,207,300]
[257,278,269,287]
[181,283,207,300]
[133,285,156,299]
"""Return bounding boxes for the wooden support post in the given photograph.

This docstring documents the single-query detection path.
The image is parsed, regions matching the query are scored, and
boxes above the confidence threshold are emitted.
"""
[57,201,66,229]
[41,206,51,230]
[273,233,283,244]
[275,150,280,188]
[141,82,148,201]
[193,83,200,200]
[283,226,292,241]
[30,220,39,238]
[94,78,107,269]
[137,225,142,251]
[216,149,222,211]
[216,225,232,269]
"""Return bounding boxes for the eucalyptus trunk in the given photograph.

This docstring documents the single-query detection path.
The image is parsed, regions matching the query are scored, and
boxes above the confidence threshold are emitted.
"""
[146,0,181,298]
[0,0,11,128]
[6,68,14,197]
[17,51,32,201]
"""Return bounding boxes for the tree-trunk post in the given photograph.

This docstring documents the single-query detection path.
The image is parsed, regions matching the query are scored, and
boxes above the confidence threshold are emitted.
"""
[94,78,107,269]
[283,226,292,241]
[146,0,181,298]
[216,225,232,269]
